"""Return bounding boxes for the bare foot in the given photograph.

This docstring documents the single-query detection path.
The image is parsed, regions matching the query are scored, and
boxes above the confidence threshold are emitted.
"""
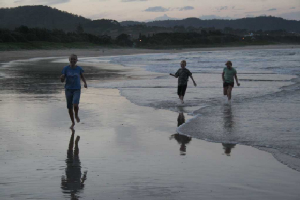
[70,123,75,130]
[75,115,80,123]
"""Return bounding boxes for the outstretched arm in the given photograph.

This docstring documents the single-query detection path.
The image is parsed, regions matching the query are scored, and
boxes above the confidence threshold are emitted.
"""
[190,75,197,87]
[235,74,240,86]
[81,171,88,184]
[169,73,178,78]
[81,73,88,88]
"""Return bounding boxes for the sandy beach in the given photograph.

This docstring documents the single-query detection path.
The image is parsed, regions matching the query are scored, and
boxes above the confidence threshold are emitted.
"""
[0,46,300,199]
[1,44,300,62]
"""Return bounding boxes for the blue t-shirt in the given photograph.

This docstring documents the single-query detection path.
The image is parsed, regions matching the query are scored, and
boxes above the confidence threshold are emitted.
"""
[62,65,84,89]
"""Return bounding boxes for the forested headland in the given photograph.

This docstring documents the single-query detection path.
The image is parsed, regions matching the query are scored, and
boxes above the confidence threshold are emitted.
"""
[0,5,299,50]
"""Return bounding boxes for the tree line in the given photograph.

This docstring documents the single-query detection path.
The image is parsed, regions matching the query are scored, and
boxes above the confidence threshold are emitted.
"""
[0,25,299,48]
[0,26,111,44]
[123,16,300,33]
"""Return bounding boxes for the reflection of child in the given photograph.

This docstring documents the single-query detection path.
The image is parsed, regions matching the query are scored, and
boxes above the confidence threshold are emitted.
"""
[170,60,197,104]
[170,113,192,155]
[222,143,236,156]
[61,130,87,198]
[60,54,87,129]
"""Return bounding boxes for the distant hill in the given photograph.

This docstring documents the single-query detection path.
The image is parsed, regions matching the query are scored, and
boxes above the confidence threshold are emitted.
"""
[120,21,146,27]
[121,17,300,33]
[0,5,91,31]
[1,5,299,36]
[0,5,120,34]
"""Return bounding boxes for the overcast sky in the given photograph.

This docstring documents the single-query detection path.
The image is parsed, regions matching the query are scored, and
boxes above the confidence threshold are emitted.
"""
[1,0,299,21]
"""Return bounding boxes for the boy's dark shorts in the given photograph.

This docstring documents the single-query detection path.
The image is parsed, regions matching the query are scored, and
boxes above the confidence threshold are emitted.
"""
[177,85,187,96]
[223,82,234,88]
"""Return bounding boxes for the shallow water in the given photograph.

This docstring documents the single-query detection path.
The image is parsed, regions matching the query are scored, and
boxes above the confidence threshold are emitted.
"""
[89,48,300,171]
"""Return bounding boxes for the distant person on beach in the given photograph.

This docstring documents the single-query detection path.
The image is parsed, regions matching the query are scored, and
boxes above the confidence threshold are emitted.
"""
[60,54,87,129]
[222,61,240,101]
[170,60,197,104]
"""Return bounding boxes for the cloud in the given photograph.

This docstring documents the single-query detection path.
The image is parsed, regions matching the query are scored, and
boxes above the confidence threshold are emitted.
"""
[199,15,234,20]
[150,14,179,21]
[290,7,296,9]
[215,6,239,12]
[179,6,194,11]
[13,0,70,5]
[145,6,169,12]
[121,0,147,2]
[246,8,276,14]
[218,6,228,11]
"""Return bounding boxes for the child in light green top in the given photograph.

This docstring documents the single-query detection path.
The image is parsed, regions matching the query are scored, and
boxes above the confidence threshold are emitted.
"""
[222,61,240,101]
[223,67,237,83]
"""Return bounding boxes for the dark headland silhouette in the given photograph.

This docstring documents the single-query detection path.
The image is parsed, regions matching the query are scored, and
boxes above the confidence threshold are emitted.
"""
[1,6,300,35]
[0,6,299,48]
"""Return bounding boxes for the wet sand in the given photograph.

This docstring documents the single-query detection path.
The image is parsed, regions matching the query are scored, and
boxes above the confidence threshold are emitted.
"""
[1,44,300,62]
[0,50,300,199]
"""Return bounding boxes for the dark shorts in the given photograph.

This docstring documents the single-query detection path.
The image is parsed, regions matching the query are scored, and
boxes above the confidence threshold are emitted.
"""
[65,89,81,109]
[223,82,234,88]
[177,85,187,96]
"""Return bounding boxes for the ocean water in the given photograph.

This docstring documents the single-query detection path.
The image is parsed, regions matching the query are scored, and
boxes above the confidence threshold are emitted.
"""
[89,48,300,171]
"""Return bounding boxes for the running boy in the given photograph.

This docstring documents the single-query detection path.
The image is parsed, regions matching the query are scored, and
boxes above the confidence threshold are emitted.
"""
[60,54,87,129]
[170,60,197,104]
[222,60,240,101]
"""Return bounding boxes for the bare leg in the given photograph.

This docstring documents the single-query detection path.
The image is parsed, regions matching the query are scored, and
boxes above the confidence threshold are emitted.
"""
[223,87,228,96]
[68,129,75,151]
[68,108,75,129]
[74,104,80,123]
[74,136,80,155]
[227,86,233,100]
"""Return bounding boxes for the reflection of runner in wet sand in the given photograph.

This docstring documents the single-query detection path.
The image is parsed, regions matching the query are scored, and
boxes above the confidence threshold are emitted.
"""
[60,54,87,129]
[222,61,240,101]
[222,143,236,156]
[61,129,87,199]
[170,60,197,104]
[170,113,192,155]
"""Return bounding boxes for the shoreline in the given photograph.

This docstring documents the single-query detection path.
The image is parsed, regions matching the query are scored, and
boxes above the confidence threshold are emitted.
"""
[0,44,300,62]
